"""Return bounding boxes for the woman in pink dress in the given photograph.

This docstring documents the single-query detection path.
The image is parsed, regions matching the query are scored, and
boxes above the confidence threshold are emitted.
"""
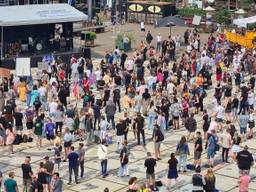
[6,126,15,154]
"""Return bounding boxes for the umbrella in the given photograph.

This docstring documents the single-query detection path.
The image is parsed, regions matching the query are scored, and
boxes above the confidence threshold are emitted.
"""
[203,6,215,11]
[155,16,187,36]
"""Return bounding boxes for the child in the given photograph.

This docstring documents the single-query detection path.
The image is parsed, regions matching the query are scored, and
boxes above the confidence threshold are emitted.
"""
[54,143,62,170]
[239,172,250,192]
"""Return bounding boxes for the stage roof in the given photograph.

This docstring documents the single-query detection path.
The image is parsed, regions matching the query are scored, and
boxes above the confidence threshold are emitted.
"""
[0,3,88,27]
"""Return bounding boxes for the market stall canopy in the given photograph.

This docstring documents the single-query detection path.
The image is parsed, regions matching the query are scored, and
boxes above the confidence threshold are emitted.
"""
[203,6,215,11]
[235,9,246,14]
[0,3,88,26]
[233,15,256,28]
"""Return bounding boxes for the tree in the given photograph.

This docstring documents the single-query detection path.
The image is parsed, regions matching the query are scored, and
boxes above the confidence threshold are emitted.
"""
[215,10,231,25]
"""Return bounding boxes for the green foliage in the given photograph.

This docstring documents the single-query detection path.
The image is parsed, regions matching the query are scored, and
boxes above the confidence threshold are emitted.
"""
[214,9,231,25]
[177,8,206,17]
[116,32,135,44]
[88,32,97,40]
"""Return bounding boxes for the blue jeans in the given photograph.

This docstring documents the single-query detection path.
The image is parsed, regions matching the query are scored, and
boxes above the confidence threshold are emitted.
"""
[107,116,115,129]
[178,154,187,172]
[26,93,31,107]
[156,42,161,52]
[147,113,155,130]
[40,96,48,111]
[101,159,108,176]
[124,43,129,52]
[118,164,128,176]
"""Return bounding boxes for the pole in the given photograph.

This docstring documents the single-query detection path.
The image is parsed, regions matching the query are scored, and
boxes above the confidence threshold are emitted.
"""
[88,0,93,21]
[169,25,172,37]
[1,26,3,60]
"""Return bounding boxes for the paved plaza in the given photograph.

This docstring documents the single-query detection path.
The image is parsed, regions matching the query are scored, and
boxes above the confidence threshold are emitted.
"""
[0,23,256,192]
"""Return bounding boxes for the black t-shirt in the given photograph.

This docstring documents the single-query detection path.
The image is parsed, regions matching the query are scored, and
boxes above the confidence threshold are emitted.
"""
[116,123,125,136]
[21,163,32,179]
[144,158,156,174]
[14,112,23,126]
[168,159,178,169]
[30,181,43,192]
[154,129,163,142]
[194,138,203,152]
[237,150,254,170]
[135,116,144,130]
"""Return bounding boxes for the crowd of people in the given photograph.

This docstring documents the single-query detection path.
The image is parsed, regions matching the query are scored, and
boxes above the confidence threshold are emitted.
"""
[0,24,255,192]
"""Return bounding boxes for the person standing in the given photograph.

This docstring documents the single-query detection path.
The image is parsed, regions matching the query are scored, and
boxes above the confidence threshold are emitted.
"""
[21,156,33,192]
[105,100,116,130]
[51,172,63,192]
[239,171,251,192]
[43,156,54,192]
[116,118,125,151]
[146,31,153,45]
[220,128,232,163]
[185,113,197,141]
[34,114,44,149]
[192,167,204,192]
[238,111,249,141]
[140,21,145,32]
[144,152,156,188]
[194,131,203,168]
[236,145,254,175]
[97,139,108,178]
[152,125,164,160]
[167,153,179,189]
[204,169,216,192]
[206,129,218,168]
[63,128,73,162]
[123,34,130,52]
[156,33,162,52]
[176,136,190,172]
[77,143,85,178]
[134,113,146,146]
[67,146,79,184]
[4,172,18,192]
[118,140,129,177]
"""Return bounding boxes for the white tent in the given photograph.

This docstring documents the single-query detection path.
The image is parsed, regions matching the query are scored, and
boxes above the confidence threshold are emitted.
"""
[233,15,256,28]
[0,3,88,26]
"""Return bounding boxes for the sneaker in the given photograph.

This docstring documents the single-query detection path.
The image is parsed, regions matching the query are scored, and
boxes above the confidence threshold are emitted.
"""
[67,182,72,185]
[76,182,79,184]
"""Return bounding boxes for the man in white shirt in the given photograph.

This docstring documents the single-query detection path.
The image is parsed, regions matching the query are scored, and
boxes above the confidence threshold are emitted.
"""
[97,140,108,177]
[156,33,162,52]
[71,62,79,82]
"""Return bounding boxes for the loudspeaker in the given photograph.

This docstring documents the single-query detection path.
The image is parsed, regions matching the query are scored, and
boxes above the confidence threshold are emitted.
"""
[83,47,91,59]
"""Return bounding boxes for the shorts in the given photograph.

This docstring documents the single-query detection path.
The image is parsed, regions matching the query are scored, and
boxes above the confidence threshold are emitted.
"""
[46,176,52,184]
[240,127,247,134]
[207,148,215,159]
[141,28,145,32]
[154,142,161,150]
[216,118,223,123]
[116,135,124,144]
[194,151,202,160]
[146,173,155,180]
[26,122,33,130]
[23,178,31,187]
[64,141,72,148]
[173,116,179,120]
[46,135,55,141]
[16,125,23,131]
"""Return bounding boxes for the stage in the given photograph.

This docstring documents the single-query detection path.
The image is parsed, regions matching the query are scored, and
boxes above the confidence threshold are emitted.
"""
[0,50,84,69]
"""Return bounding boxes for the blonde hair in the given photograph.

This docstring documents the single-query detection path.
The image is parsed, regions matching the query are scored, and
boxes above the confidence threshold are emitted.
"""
[206,168,214,178]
